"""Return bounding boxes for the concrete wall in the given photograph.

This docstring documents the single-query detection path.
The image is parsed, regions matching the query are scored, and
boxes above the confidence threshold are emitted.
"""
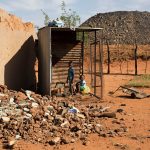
[0,8,36,91]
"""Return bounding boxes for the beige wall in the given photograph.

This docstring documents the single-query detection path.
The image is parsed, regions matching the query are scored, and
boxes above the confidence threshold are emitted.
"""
[0,8,37,91]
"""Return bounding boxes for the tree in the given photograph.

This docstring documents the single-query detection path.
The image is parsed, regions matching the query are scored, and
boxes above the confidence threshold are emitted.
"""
[41,9,50,26]
[60,1,80,28]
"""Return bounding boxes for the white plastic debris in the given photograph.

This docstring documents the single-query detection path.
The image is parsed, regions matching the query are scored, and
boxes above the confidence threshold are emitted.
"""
[72,106,80,113]
[0,93,6,97]
[44,112,50,116]
[96,124,103,127]
[9,140,16,146]
[23,108,30,112]
[51,137,60,144]
[32,102,39,108]
[25,90,35,101]
[2,116,10,123]
[25,113,32,118]
[9,97,15,105]
[15,134,21,140]
[100,106,110,113]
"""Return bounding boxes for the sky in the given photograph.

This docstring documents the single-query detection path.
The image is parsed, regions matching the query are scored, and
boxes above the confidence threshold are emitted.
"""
[0,0,150,28]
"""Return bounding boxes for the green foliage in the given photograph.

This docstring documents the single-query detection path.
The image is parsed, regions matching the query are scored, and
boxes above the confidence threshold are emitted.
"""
[125,75,150,87]
[76,32,89,46]
[60,1,80,28]
[41,9,50,26]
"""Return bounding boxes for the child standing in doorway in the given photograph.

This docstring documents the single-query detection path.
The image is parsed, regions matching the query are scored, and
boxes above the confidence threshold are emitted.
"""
[67,61,74,95]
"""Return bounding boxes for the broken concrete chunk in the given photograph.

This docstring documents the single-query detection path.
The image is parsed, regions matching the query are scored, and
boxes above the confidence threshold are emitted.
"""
[117,108,124,113]
[32,102,39,108]
[9,140,16,146]
[0,93,6,97]
[15,134,21,140]
[44,112,50,116]
[61,136,71,144]
[76,113,85,119]
[61,120,69,127]
[49,137,60,145]
[25,90,35,100]
[100,106,110,113]
[90,112,116,118]
[17,92,27,101]
[9,97,15,105]
[100,112,116,118]
[25,113,32,118]
[23,108,30,112]
[47,105,54,111]
[0,84,128,146]
[2,116,10,122]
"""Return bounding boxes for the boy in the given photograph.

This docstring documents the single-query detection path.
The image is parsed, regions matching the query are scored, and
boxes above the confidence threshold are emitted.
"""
[67,61,74,95]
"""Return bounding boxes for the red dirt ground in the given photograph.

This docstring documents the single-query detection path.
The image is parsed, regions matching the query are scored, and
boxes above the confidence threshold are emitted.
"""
[0,60,150,150]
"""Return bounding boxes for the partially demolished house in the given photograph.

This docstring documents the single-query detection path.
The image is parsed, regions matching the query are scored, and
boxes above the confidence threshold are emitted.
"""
[38,27,103,99]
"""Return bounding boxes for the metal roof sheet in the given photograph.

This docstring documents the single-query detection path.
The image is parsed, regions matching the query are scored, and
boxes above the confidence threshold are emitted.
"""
[39,26,103,32]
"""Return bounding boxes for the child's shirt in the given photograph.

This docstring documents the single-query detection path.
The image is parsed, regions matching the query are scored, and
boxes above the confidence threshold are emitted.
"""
[68,67,74,80]
[80,80,86,87]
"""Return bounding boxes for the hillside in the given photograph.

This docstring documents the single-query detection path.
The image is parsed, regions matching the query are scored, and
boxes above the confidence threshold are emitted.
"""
[81,11,150,44]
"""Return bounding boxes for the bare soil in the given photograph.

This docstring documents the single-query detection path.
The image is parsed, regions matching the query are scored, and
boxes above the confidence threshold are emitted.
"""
[1,65,149,150]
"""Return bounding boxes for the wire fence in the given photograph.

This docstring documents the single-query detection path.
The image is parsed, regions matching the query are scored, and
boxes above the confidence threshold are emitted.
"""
[103,39,150,75]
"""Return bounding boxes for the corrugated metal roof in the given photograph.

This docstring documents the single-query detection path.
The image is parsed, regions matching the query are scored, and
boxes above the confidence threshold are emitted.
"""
[39,26,103,32]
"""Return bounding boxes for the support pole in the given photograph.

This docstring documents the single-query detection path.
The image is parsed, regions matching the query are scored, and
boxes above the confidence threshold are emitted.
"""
[126,53,129,74]
[49,28,52,97]
[134,41,138,75]
[106,39,110,74]
[90,44,93,87]
[145,50,148,74]
[100,30,104,99]
[94,31,97,95]
[82,31,85,75]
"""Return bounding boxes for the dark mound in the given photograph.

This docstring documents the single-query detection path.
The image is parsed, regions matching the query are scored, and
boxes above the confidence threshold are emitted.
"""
[81,11,150,44]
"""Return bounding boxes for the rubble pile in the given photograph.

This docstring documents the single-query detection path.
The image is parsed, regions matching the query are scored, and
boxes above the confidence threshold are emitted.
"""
[0,8,34,32]
[82,11,150,44]
[0,85,128,146]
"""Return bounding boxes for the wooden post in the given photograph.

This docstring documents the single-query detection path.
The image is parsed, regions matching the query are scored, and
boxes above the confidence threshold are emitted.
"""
[90,44,93,87]
[49,28,52,96]
[94,31,97,95]
[106,39,110,74]
[134,41,138,75]
[100,30,104,99]
[127,55,129,74]
[126,52,129,74]
[145,50,148,74]
[82,31,85,75]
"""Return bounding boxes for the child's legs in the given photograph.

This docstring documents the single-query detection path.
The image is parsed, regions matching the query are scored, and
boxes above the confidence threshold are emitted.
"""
[76,82,80,93]
[69,80,73,94]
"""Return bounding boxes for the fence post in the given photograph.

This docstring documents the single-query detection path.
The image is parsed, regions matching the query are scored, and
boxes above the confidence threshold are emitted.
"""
[106,39,110,74]
[145,50,148,74]
[134,41,138,75]
[82,31,84,75]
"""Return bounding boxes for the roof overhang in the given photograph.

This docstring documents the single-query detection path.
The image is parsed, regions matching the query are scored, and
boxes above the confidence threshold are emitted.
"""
[39,27,103,32]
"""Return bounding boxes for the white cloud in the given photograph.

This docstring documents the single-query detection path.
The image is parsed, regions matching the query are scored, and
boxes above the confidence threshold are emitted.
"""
[0,0,150,27]
[0,0,77,11]
[96,0,150,12]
